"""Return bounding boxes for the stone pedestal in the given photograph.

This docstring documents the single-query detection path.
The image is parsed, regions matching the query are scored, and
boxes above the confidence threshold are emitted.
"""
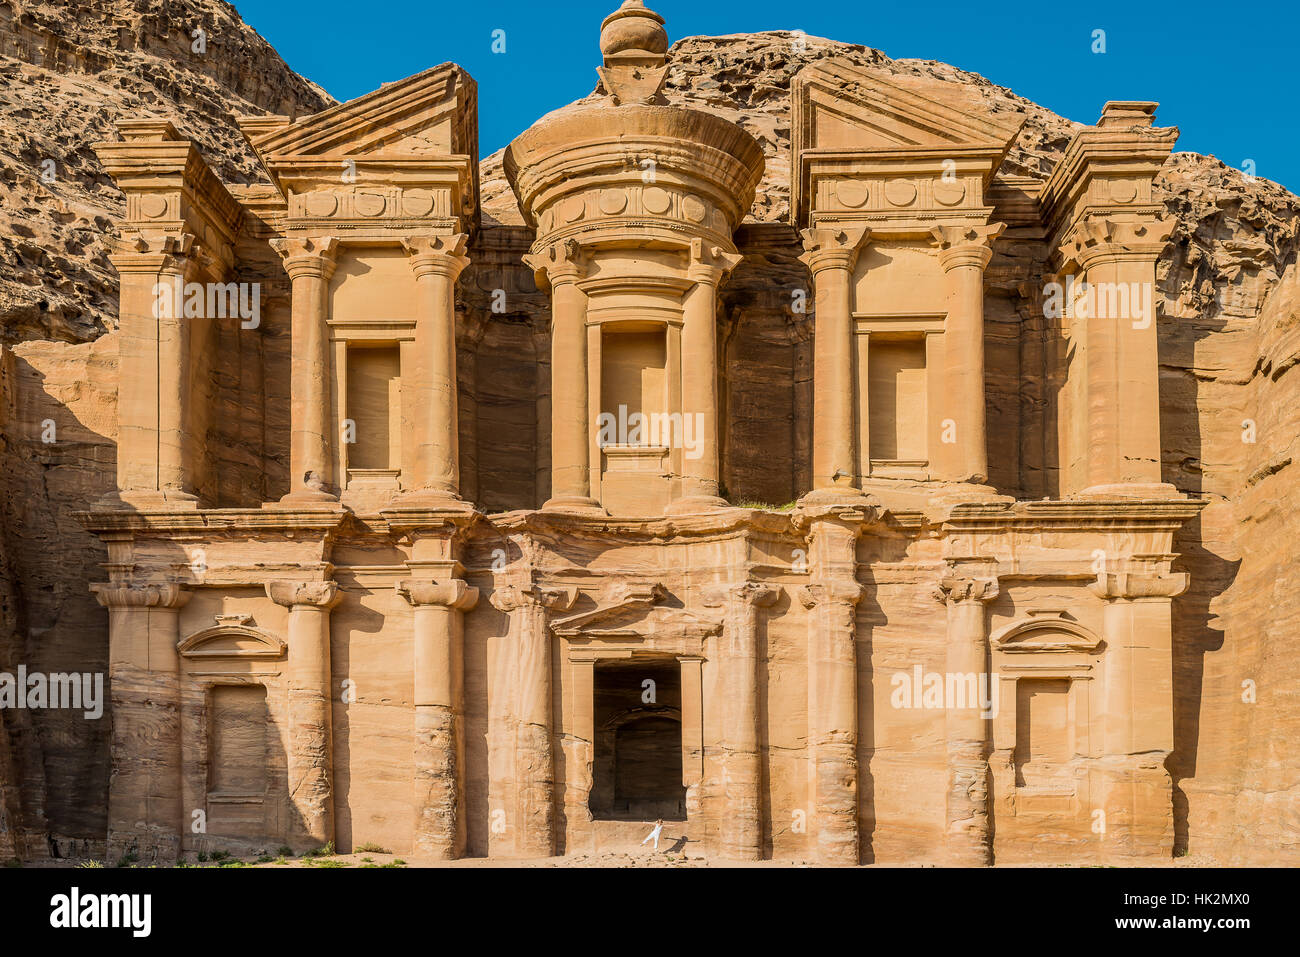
[267,580,341,849]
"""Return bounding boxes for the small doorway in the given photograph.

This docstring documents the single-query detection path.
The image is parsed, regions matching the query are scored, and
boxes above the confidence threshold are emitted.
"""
[590,657,686,820]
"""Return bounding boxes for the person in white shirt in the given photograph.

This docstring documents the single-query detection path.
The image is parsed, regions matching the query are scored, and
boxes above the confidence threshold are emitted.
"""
[641,818,665,851]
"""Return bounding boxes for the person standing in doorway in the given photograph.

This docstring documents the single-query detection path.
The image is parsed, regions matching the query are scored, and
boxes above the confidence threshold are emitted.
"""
[641,819,665,852]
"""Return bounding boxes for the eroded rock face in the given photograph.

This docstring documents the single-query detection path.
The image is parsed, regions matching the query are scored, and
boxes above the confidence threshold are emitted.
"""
[1,9,1298,862]
[0,0,332,344]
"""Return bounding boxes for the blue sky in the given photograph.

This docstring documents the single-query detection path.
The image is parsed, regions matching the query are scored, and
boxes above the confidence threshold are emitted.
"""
[231,0,1299,193]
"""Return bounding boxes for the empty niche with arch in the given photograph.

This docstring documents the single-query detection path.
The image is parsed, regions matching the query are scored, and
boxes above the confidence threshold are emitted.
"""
[989,612,1103,809]
[179,616,286,841]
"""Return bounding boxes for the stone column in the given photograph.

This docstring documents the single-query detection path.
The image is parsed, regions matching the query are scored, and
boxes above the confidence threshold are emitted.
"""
[1089,567,1187,858]
[933,571,998,865]
[400,235,471,506]
[1066,219,1177,492]
[107,234,201,504]
[90,583,190,861]
[799,226,869,499]
[397,578,478,859]
[797,506,869,865]
[671,239,742,511]
[271,237,340,503]
[267,580,341,848]
[523,240,601,511]
[705,581,780,860]
[931,224,1004,484]
[677,655,706,822]
[489,583,577,857]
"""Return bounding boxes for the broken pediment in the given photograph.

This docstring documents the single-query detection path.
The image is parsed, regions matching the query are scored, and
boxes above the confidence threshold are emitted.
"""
[238,63,479,225]
[791,58,1024,226]
[242,63,476,162]
[793,58,1024,155]
[552,582,722,643]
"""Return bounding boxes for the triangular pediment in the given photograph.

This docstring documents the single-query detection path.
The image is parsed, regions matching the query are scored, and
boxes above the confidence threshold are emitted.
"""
[794,58,1024,155]
[241,62,477,163]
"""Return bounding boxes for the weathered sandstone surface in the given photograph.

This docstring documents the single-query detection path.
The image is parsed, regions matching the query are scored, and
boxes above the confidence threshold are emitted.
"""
[0,6,1296,862]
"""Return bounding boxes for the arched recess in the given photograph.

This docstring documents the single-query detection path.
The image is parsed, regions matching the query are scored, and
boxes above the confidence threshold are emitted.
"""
[176,617,286,850]
[988,614,1104,808]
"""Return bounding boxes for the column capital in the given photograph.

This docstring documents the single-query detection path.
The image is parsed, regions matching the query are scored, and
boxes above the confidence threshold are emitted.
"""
[523,238,590,289]
[702,581,782,608]
[931,223,1004,271]
[402,233,470,280]
[686,237,743,286]
[266,580,342,609]
[91,582,191,609]
[797,581,863,609]
[933,575,999,605]
[270,235,340,281]
[108,231,199,275]
[798,225,870,274]
[1058,216,1176,271]
[397,578,479,611]
[1089,570,1188,601]
[488,582,579,614]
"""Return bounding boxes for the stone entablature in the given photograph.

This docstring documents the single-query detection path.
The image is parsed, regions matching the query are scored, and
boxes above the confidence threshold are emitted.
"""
[80,0,1203,866]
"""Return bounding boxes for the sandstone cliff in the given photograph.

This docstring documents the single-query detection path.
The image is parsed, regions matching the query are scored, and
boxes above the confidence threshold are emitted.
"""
[0,9,1296,862]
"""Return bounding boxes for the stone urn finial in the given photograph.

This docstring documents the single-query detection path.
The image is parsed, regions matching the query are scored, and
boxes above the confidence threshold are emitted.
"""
[597,0,670,105]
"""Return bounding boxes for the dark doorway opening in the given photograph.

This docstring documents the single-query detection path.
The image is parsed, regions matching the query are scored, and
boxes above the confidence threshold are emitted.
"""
[591,657,686,820]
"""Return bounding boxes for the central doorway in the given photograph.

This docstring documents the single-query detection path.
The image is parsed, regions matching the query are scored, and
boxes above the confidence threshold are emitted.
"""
[590,657,686,821]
